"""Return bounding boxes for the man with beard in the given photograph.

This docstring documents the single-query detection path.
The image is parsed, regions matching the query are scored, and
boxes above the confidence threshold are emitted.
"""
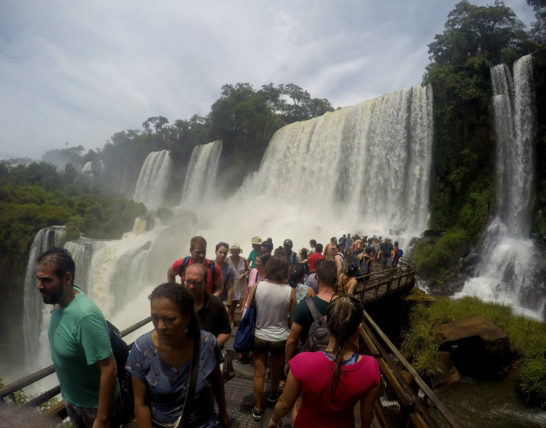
[36,248,118,428]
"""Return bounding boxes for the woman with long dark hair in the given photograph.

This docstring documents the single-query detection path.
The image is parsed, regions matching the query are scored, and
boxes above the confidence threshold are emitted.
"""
[267,295,379,428]
[126,283,228,427]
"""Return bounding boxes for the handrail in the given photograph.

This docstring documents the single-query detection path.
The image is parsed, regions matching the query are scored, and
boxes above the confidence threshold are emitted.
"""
[361,309,460,428]
[0,316,153,403]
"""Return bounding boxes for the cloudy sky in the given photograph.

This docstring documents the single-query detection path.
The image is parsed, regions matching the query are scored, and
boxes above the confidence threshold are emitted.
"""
[0,0,535,159]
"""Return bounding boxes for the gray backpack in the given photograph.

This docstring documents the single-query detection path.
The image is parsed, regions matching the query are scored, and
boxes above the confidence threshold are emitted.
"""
[301,298,330,352]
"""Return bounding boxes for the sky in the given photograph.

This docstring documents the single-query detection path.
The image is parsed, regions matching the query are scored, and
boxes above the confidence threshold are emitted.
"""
[0,0,536,160]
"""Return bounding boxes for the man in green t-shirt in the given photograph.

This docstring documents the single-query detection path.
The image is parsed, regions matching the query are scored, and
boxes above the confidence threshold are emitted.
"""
[36,248,118,428]
[284,259,337,370]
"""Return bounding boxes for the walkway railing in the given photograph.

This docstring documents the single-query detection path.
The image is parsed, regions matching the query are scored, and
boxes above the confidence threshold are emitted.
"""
[1,258,459,427]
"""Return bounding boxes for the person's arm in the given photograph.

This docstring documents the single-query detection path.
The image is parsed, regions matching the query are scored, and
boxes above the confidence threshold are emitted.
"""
[284,322,303,373]
[306,286,315,298]
[289,289,297,319]
[242,257,250,277]
[346,277,358,295]
[213,270,223,297]
[335,254,342,275]
[360,383,380,428]
[131,375,152,428]
[216,333,230,348]
[209,365,229,427]
[267,372,301,427]
[167,267,177,283]
[93,355,117,428]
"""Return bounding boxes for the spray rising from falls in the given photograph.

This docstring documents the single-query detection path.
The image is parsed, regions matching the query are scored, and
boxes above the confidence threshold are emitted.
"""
[133,150,173,210]
[457,55,542,319]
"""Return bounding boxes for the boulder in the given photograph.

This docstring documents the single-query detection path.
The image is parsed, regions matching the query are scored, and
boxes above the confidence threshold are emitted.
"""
[435,315,512,380]
[430,351,461,388]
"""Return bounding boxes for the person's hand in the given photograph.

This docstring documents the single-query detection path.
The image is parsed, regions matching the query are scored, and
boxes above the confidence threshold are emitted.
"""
[267,418,282,427]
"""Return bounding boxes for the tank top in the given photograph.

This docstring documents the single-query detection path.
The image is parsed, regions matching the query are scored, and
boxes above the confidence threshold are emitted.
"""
[255,280,292,341]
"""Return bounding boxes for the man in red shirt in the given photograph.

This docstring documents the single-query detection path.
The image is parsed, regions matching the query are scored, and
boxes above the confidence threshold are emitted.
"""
[307,243,324,272]
[167,236,223,297]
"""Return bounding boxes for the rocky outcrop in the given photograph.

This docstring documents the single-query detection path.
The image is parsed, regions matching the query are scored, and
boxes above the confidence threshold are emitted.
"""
[435,315,513,380]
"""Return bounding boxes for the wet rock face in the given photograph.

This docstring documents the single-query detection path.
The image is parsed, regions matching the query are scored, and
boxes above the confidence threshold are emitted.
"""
[435,315,513,380]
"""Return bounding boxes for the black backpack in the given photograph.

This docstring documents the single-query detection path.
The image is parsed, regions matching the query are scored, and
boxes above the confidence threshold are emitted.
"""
[106,321,134,424]
[301,298,330,352]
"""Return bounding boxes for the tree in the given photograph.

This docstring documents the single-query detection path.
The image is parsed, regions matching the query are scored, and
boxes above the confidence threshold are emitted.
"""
[527,0,546,42]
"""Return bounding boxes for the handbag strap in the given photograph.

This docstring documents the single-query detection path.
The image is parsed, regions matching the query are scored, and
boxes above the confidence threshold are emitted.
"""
[178,332,201,428]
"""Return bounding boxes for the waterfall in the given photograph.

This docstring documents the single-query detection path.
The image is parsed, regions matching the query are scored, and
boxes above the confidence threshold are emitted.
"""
[133,150,173,210]
[22,226,65,369]
[18,85,434,373]
[250,85,433,235]
[456,55,542,318]
[180,141,222,205]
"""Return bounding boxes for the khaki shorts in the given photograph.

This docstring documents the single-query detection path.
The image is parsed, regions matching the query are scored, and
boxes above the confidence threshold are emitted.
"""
[253,337,286,356]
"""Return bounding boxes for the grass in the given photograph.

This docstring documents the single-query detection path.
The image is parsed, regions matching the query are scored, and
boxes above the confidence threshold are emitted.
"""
[401,295,546,406]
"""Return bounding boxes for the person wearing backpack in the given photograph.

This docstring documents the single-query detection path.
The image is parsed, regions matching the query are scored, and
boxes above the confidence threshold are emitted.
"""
[268,296,380,428]
[285,259,337,370]
[392,241,404,267]
[167,235,224,297]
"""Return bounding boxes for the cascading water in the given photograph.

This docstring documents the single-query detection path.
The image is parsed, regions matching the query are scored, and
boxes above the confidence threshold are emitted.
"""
[22,226,65,369]
[180,140,222,205]
[133,150,173,210]
[248,85,433,236]
[18,85,434,374]
[456,55,542,319]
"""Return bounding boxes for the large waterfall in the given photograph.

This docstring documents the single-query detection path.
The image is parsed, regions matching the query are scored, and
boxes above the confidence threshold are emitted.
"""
[180,140,222,205]
[17,86,433,375]
[133,150,173,210]
[251,85,433,234]
[456,55,542,319]
[22,226,65,369]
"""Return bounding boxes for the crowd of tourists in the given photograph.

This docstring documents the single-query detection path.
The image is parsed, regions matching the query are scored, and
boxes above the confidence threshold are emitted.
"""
[14,233,404,428]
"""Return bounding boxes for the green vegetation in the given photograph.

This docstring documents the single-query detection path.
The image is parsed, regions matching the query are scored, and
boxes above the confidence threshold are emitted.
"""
[401,296,546,405]
[412,0,546,280]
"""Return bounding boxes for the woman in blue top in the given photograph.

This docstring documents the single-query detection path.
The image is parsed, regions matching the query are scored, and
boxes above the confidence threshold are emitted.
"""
[126,283,228,427]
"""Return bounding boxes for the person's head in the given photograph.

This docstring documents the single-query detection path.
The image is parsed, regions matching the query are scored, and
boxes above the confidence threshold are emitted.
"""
[394,241,399,248]
[251,236,262,251]
[260,240,273,255]
[289,263,305,287]
[255,254,270,272]
[215,242,229,264]
[315,259,337,288]
[274,246,284,256]
[299,248,309,260]
[315,243,324,254]
[190,236,207,264]
[183,263,207,300]
[283,239,293,254]
[230,243,242,257]
[330,237,337,244]
[265,255,289,283]
[36,247,75,306]
[327,295,364,394]
[149,282,200,342]
[309,239,316,248]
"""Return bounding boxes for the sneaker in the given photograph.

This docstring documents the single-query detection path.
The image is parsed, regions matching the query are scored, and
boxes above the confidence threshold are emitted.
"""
[266,391,282,403]
[251,408,264,421]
